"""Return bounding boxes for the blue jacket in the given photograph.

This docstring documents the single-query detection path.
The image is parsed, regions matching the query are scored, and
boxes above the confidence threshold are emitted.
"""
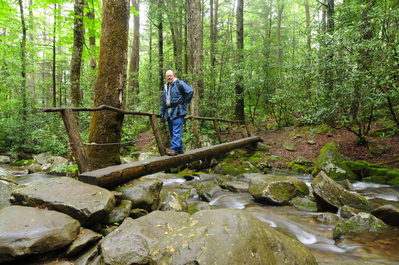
[160,79,194,120]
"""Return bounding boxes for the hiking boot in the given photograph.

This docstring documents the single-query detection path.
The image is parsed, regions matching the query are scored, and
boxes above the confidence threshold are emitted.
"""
[167,151,177,156]
[177,150,184,154]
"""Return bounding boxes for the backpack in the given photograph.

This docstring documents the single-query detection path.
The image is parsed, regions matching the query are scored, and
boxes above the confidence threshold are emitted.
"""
[175,79,185,99]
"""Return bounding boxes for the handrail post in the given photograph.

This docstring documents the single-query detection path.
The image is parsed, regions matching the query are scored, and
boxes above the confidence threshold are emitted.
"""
[190,117,202,148]
[236,121,246,138]
[150,115,167,156]
[244,121,252,137]
[213,119,222,144]
[60,109,91,173]
[227,121,236,141]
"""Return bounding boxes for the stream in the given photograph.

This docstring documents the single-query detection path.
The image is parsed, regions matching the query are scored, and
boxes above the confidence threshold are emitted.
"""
[2,164,399,264]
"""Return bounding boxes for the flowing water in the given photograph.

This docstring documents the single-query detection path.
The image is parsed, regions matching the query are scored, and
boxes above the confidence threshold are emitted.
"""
[3,164,399,264]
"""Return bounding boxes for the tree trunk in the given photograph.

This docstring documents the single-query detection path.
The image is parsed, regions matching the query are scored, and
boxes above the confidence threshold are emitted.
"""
[188,0,203,117]
[18,0,27,118]
[52,2,57,107]
[86,3,97,94]
[166,0,183,74]
[128,0,140,105]
[158,0,164,92]
[70,0,84,111]
[235,0,244,121]
[86,0,130,170]
[28,0,35,102]
[275,0,284,63]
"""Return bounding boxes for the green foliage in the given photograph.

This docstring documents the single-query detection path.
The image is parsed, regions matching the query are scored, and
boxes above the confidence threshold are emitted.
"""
[51,164,78,173]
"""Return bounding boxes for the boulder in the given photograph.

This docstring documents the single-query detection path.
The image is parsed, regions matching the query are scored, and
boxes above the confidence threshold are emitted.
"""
[371,205,399,226]
[0,156,10,164]
[27,163,42,173]
[213,175,236,189]
[283,142,297,151]
[33,151,52,165]
[214,161,259,176]
[248,175,309,206]
[0,205,80,263]
[226,181,249,192]
[0,167,17,185]
[161,192,188,212]
[290,196,318,212]
[151,208,317,265]
[341,179,356,191]
[312,171,370,212]
[120,156,136,164]
[308,140,316,145]
[289,156,313,167]
[74,247,98,265]
[138,152,158,161]
[10,177,115,226]
[193,182,223,202]
[64,228,102,256]
[122,178,163,212]
[316,213,340,224]
[129,208,149,219]
[188,201,214,215]
[99,211,190,265]
[0,180,18,210]
[340,205,357,219]
[311,143,357,180]
[102,200,132,225]
[333,212,388,240]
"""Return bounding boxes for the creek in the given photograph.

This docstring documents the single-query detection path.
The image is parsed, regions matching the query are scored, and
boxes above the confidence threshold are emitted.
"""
[3,164,399,265]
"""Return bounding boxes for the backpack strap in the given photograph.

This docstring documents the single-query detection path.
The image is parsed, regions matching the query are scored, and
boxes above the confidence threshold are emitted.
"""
[176,79,185,100]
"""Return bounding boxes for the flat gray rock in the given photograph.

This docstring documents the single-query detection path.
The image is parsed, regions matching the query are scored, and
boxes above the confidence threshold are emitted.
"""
[11,177,115,225]
[0,205,80,262]
[0,180,17,210]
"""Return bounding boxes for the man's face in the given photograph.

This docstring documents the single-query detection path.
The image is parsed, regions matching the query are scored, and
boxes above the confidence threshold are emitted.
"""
[166,72,175,84]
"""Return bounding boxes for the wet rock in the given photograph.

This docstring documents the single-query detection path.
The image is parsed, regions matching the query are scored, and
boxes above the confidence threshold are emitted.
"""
[64,228,102,256]
[74,247,98,265]
[187,159,214,171]
[0,156,11,163]
[311,171,369,212]
[226,181,249,192]
[341,179,356,191]
[371,204,399,226]
[289,156,313,167]
[0,205,80,263]
[283,142,297,151]
[138,152,158,161]
[27,163,42,173]
[100,225,118,236]
[122,178,163,212]
[316,213,340,224]
[129,208,149,219]
[100,211,190,265]
[33,151,53,165]
[103,200,132,225]
[0,167,17,184]
[256,162,272,172]
[311,142,357,180]
[121,156,135,164]
[0,180,17,210]
[214,161,259,176]
[340,205,357,219]
[161,192,188,212]
[307,140,316,145]
[290,196,318,212]
[188,201,214,215]
[10,177,116,225]
[214,174,236,189]
[248,174,309,206]
[193,182,223,202]
[333,212,388,240]
[151,208,317,265]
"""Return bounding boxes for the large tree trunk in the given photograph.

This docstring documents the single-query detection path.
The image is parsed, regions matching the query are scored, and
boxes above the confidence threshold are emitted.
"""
[28,0,35,102]
[166,0,183,74]
[275,0,284,63]
[87,2,97,96]
[158,0,164,92]
[52,3,57,107]
[70,0,84,111]
[86,0,130,170]
[188,0,203,117]
[128,0,140,105]
[18,0,27,118]
[235,0,244,121]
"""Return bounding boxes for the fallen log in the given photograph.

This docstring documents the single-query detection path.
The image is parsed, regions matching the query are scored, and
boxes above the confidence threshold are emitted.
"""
[79,136,262,188]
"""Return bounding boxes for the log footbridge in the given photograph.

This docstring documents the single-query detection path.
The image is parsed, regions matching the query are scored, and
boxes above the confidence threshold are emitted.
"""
[40,106,262,188]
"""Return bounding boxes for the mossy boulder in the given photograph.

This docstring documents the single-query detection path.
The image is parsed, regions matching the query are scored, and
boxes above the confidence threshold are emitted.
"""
[333,212,388,240]
[341,179,356,191]
[290,196,318,212]
[311,171,370,212]
[0,167,17,185]
[214,175,236,189]
[283,142,297,151]
[151,208,317,264]
[291,164,308,173]
[340,205,358,219]
[122,178,163,212]
[188,201,215,215]
[248,175,309,206]
[214,161,259,176]
[288,156,314,168]
[193,182,223,202]
[161,192,188,212]
[371,205,399,226]
[316,213,340,224]
[311,143,357,180]
[344,160,399,184]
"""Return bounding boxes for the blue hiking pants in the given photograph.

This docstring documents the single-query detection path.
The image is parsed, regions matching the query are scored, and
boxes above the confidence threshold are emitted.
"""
[167,116,185,152]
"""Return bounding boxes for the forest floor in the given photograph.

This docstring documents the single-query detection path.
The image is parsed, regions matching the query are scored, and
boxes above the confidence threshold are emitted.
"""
[134,122,399,168]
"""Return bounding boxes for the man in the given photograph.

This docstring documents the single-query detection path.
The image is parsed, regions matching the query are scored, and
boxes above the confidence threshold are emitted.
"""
[160,70,194,156]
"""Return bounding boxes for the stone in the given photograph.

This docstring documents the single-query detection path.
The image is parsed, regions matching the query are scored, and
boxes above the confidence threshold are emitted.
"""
[311,171,370,212]
[0,167,17,185]
[10,177,115,225]
[0,156,10,164]
[138,152,159,161]
[74,247,98,265]
[226,181,249,192]
[290,196,318,212]
[129,208,149,219]
[99,211,190,265]
[64,228,102,256]
[121,156,135,164]
[33,151,53,165]
[308,140,316,145]
[341,179,356,191]
[248,174,309,206]
[0,205,80,263]
[213,175,236,189]
[161,192,188,212]
[316,213,340,224]
[188,201,214,215]
[193,182,223,202]
[333,212,388,240]
[340,205,357,219]
[122,178,163,212]
[371,205,399,226]
[0,180,18,210]
[151,209,317,265]
[103,200,132,225]
[283,142,297,151]
[214,161,259,176]
[290,156,313,167]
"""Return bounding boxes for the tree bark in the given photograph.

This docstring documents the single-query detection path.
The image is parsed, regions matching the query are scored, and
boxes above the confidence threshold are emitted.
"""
[52,2,57,107]
[275,0,284,63]
[235,0,244,121]
[188,0,203,116]
[158,0,164,92]
[128,0,140,105]
[86,0,130,170]
[18,0,27,118]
